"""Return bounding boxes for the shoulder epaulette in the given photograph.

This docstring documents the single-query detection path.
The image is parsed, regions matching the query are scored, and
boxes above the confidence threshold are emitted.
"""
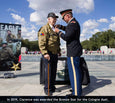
[71,21,76,23]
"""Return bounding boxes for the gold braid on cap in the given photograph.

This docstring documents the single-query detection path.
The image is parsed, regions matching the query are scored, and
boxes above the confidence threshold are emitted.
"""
[61,10,72,18]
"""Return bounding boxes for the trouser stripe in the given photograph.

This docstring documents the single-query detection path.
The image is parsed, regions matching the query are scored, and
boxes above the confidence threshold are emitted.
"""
[70,57,77,95]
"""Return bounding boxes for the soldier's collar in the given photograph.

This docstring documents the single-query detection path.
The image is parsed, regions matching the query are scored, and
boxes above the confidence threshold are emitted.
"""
[68,17,74,24]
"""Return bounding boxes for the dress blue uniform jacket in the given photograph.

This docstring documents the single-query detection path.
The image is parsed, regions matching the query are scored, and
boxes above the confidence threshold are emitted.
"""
[58,18,82,57]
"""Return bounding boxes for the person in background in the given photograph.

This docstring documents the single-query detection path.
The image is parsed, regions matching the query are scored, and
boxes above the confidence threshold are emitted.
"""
[0,41,16,69]
[17,28,22,40]
[6,30,16,43]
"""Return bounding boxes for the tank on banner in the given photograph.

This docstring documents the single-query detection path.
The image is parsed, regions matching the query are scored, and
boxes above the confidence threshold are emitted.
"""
[0,23,21,71]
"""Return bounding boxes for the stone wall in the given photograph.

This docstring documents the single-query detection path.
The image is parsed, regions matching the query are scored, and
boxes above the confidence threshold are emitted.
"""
[21,55,115,62]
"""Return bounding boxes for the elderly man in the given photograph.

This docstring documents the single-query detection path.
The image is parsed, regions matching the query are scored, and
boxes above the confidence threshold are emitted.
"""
[55,9,83,96]
[17,28,22,40]
[38,12,61,96]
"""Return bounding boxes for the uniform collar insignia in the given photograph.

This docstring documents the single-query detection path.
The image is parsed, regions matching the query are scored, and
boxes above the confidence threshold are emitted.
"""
[71,21,76,23]
[68,17,74,24]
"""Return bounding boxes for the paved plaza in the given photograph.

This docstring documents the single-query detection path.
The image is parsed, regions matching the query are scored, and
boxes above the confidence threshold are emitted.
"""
[0,58,115,96]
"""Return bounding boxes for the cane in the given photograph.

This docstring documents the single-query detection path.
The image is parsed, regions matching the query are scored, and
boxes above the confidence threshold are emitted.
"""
[48,61,50,96]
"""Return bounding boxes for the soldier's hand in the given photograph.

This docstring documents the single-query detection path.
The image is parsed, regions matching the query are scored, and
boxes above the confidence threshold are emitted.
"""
[44,54,50,61]
[54,27,59,33]
[55,24,61,28]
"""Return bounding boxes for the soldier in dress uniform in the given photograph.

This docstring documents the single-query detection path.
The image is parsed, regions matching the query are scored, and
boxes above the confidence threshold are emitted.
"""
[55,9,83,96]
[38,12,61,96]
[6,30,16,43]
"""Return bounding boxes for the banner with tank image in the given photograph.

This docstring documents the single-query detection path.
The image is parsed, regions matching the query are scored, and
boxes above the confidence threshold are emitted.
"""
[0,23,21,71]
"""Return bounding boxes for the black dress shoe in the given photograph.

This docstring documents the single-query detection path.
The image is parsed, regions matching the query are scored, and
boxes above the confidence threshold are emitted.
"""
[44,90,52,96]
[69,89,73,92]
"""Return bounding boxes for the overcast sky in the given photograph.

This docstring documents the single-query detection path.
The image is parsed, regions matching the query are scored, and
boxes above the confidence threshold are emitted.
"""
[0,0,115,46]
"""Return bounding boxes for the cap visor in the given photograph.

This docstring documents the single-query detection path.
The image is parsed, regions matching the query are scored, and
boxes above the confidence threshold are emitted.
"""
[55,16,58,18]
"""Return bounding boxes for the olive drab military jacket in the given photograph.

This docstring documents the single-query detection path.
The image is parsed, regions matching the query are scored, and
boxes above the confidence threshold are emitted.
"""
[0,46,15,61]
[38,23,61,55]
[6,34,16,43]
[17,34,21,39]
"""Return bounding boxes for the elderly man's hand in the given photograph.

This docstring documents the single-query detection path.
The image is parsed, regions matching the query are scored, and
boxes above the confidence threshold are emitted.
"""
[55,24,61,28]
[44,54,50,61]
[58,52,61,56]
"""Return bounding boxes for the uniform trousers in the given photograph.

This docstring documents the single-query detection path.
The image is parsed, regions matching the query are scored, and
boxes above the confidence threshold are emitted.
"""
[42,51,58,92]
[67,56,82,96]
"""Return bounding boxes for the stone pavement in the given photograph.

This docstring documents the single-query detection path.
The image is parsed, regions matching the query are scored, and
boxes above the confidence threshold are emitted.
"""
[0,61,115,96]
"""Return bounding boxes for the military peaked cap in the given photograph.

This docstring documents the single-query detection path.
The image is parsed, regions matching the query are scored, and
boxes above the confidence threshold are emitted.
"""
[60,9,72,19]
